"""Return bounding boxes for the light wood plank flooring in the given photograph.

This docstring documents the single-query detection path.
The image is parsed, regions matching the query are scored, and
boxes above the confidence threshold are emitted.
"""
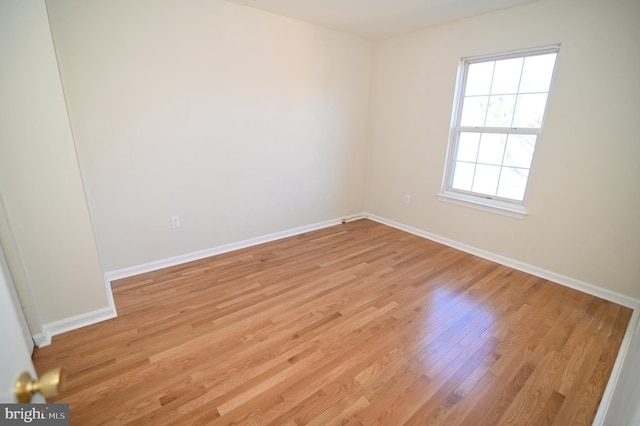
[33,219,632,425]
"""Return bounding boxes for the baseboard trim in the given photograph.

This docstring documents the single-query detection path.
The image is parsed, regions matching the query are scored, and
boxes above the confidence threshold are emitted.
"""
[106,214,367,282]
[366,213,639,309]
[105,211,638,308]
[32,332,48,348]
[34,275,118,348]
[35,305,117,348]
[592,307,640,425]
[34,215,368,347]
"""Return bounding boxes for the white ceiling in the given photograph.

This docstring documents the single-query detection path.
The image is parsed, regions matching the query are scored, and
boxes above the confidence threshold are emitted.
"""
[226,0,538,40]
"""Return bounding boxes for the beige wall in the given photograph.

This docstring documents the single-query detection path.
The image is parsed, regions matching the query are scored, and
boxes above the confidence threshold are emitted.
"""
[46,0,373,272]
[367,0,640,298]
[0,0,108,325]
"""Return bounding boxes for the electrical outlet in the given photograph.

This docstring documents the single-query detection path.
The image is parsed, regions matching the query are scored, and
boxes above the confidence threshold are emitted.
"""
[170,215,181,228]
[404,195,411,204]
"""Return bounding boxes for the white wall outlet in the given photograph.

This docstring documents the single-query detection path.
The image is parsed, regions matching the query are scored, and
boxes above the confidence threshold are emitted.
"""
[403,194,411,204]
[170,215,181,228]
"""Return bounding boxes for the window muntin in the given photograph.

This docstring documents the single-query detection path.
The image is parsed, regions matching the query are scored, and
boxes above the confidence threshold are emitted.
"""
[445,48,558,206]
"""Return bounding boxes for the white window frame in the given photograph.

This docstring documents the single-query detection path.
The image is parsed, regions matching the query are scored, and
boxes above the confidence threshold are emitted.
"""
[439,45,560,219]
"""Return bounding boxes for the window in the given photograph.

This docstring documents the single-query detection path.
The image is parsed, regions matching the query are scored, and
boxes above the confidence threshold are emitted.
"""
[441,47,559,217]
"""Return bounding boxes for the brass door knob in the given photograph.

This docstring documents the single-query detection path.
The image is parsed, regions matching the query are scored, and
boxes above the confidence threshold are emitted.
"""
[15,368,66,403]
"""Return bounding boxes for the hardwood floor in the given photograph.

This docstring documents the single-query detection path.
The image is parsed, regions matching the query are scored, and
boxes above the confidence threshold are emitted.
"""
[33,219,632,425]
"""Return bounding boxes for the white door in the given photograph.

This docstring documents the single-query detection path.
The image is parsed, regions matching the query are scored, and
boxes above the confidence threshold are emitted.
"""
[0,243,44,403]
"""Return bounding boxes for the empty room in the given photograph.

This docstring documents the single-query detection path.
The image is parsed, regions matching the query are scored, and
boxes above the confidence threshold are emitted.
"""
[1,0,639,424]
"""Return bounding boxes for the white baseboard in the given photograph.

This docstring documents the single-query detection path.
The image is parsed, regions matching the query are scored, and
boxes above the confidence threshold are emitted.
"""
[34,276,118,348]
[35,305,117,348]
[32,332,48,348]
[592,308,640,425]
[104,210,639,309]
[106,214,366,282]
[365,213,640,309]
[35,215,367,348]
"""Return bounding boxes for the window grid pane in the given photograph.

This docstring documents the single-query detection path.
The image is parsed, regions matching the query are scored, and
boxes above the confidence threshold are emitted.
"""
[490,58,523,95]
[451,131,534,201]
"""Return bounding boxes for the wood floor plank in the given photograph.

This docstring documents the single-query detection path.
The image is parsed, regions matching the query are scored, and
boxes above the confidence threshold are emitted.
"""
[32,219,632,425]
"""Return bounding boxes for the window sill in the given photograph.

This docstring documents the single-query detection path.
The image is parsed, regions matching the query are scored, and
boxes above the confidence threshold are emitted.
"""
[436,192,528,219]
